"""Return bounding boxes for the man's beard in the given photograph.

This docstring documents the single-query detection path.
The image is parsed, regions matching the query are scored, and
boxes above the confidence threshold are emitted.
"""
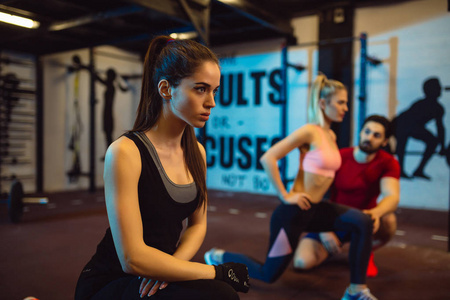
[359,141,380,154]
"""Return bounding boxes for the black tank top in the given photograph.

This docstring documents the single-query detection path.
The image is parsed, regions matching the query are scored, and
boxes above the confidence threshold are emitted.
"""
[89,132,200,275]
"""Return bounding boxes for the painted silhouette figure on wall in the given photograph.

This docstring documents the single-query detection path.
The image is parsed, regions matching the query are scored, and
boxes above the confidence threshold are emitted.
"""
[392,77,446,179]
[95,69,129,151]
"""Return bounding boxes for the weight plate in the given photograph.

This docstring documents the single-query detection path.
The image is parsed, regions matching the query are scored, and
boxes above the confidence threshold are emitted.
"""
[8,180,24,223]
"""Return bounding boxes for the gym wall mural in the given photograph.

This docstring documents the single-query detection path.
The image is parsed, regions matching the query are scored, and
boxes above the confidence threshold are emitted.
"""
[66,51,141,185]
[96,68,130,152]
[42,46,142,192]
[65,55,131,183]
[352,11,450,211]
[393,77,447,180]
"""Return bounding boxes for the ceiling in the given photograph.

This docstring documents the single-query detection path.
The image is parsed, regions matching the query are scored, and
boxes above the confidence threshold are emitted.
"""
[0,0,408,57]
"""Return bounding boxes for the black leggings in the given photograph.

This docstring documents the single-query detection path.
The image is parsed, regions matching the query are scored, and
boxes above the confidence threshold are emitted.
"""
[75,267,239,300]
[223,202,373,284]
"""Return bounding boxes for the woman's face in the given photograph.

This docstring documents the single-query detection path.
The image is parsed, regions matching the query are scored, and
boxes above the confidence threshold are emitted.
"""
[169,61,221,128]
[322,89,348,123]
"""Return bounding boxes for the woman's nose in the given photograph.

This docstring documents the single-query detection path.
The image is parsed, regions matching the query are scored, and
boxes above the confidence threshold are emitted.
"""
[206,93,216,108]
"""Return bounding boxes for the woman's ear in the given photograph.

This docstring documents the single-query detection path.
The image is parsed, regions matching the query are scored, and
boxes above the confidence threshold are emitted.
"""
[158,79,172,100]
[319,98,326,110]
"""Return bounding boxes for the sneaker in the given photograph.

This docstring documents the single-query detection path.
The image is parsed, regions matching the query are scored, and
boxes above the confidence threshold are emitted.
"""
[204,248,223,265]
[366,252,378,277]
[341,288,378,300]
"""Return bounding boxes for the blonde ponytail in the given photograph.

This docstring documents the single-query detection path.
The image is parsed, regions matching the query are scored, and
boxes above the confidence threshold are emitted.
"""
[307,73,346,126]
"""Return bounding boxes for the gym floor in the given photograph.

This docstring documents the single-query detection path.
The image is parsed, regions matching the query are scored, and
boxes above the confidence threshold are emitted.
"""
[0,189,449,300]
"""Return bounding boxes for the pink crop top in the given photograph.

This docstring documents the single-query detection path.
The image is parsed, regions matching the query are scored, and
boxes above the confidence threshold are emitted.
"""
[301,126,341,178]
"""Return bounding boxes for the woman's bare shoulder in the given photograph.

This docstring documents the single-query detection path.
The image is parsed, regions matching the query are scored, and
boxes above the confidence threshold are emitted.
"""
[290,123,317,141]
[105,135,140,163]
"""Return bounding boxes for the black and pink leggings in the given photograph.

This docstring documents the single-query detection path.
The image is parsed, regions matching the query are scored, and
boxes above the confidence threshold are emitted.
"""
[223,201,373,284]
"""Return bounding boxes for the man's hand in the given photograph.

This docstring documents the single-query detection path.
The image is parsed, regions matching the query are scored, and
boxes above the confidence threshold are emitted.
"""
[363,209,381,234]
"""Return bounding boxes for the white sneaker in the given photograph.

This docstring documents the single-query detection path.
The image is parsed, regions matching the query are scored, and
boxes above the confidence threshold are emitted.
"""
[204,248,224,265]
[341,287,378,300]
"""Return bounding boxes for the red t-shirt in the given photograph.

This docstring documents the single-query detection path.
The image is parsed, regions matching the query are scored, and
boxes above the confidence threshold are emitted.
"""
[330,148,400,210]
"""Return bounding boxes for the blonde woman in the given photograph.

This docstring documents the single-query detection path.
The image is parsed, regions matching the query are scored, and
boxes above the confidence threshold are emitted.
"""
[205,74,377,300]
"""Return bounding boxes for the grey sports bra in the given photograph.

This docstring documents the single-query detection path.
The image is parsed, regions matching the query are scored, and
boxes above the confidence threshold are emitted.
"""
[134,132,197,204]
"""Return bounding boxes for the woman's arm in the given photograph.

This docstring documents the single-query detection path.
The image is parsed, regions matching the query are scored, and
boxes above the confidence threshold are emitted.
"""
[260,124,314,204]
[103,137,215,281]
[172,142,208,261]
[173,204,207,260]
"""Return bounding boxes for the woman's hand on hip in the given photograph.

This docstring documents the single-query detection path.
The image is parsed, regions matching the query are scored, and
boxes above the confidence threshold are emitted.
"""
[284,193,312,210]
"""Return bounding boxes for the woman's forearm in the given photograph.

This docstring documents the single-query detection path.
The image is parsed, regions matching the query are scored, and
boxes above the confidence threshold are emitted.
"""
[123,244,215,281]
[260,155,289,202]
[173,222,207,261]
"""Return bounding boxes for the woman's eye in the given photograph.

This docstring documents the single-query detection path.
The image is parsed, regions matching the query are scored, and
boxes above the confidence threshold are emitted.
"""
[196,87,206,93]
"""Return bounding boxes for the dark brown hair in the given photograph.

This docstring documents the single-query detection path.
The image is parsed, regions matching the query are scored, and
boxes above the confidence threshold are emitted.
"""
[362,115,392,139]
[132,36,219,209]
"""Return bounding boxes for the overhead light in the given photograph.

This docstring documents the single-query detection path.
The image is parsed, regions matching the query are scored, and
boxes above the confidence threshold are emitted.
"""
[170,31,198,40]
[0,11,40,29]
[217,0,240,4]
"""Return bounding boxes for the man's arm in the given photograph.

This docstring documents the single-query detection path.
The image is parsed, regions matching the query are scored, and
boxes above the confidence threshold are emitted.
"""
[363,177,399,233]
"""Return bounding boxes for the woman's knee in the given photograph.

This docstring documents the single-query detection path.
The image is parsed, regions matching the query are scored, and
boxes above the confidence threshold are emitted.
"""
[361,213,374,234]
[350,210,373,233]
[180,280,238,300]
[207,280,240,300]
[340,208,373,234]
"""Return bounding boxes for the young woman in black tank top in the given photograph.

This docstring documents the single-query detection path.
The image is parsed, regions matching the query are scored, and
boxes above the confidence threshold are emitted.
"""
[75,36,249,300]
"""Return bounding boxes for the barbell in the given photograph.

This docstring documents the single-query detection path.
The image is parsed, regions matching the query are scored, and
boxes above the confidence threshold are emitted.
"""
[3,180,48,223]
